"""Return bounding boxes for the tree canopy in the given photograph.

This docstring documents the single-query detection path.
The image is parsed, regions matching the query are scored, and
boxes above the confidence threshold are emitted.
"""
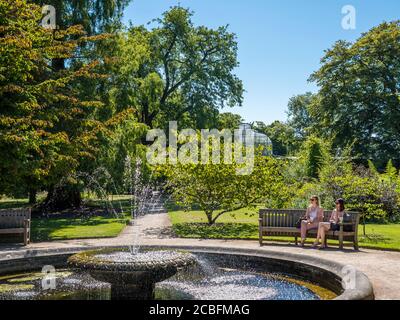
[32,0,131,33]
[161,151,286,225]
[0,0,138,208]
[309,21,400,166]
[103,7,244,129]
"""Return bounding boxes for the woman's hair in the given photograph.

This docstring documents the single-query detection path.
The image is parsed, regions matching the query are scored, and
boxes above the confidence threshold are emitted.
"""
[335,198,345,212]
[310,195,320,206]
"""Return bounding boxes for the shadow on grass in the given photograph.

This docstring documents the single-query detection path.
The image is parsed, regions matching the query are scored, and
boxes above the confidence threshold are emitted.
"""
[359,233,391,244]
[172,223,258,239]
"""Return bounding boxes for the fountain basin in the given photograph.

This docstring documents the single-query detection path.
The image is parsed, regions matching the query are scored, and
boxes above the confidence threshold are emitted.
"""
[0,246,374,300]
[67,248,197,300]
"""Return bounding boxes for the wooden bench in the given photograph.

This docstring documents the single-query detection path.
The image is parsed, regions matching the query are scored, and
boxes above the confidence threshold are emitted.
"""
[259,209,360,250]
[0,208,31,245]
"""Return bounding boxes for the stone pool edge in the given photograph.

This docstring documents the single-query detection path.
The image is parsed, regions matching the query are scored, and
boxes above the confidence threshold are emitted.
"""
[0,245,374,301]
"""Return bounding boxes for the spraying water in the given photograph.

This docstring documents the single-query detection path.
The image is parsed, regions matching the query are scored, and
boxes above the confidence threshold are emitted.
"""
[42,156,166,256]
[123,156,166,254]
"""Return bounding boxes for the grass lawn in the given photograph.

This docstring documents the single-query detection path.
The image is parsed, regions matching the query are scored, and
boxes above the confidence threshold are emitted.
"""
[31,215,129,241]
[1,198,130,242]
[169,208,400,251]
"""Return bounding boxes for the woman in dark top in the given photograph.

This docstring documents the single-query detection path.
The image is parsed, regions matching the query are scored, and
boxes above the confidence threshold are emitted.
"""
[313,199,345,249]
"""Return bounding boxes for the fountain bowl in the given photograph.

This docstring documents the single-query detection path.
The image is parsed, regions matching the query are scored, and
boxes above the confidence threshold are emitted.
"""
[68,248,197,300]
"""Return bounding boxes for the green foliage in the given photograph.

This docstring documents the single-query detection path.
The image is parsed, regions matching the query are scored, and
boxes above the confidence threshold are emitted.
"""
[217,113,243,131]
[252,121,297,156]
[160,151,286,225]
[0,0,101,195]
[299,136,331,179]
[287,139,400,224]
[0,0,143,207]
[309,21,400,165]
[101,6,244,129]
[32,0,131,33]
[287,92,317,141]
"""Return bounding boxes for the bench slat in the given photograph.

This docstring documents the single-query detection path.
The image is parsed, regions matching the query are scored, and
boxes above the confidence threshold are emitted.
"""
[0,228,25,234]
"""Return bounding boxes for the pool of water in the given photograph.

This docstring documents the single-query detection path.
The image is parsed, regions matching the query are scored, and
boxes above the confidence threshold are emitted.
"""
[0,264,336,300]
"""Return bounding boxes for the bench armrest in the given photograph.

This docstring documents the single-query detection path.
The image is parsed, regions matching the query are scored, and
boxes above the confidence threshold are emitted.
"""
[24,219,31,228]
[339,222,355,232]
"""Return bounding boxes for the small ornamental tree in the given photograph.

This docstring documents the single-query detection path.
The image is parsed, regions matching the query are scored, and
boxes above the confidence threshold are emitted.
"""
[161,151,285,226]
[299,135,331,180]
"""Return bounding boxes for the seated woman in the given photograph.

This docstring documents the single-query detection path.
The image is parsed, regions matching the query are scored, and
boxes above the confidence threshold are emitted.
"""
[300,195,324,247]
[313,198,345,249]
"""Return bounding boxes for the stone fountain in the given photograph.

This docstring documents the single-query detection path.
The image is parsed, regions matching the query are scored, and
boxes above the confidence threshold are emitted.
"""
[66,158,197,300]
[68,248,197,300]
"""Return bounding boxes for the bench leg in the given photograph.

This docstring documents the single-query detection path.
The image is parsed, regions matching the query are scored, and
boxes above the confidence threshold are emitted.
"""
[324,237,328,247]
[339,232,344,250]
[354,239,359,251]
[295,236,298,246]
[24,230,28,246]
[259,233,263,247]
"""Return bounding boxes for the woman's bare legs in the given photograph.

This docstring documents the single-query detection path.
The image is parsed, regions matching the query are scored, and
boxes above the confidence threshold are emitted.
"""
[314,223,330,247]
[319,223,331,248]
[301,221,319,246]
[300,220,308,246]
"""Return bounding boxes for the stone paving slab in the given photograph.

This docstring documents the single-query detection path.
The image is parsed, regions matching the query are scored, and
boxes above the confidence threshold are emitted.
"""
[1,213,400,300]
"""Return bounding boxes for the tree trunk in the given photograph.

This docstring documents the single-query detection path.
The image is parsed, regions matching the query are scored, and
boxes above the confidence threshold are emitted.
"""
[206,212,214,226]
[363,212,366,236]
[29,189,37,205]
[41,184,82,213]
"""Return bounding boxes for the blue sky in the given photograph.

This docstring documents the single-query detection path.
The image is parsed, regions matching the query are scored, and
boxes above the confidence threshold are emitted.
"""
[123,0,400,124]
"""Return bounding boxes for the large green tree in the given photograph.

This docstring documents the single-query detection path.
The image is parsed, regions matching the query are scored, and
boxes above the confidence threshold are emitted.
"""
[287,92,316,141]
[0,0,133,209]
[106,7,244,129]
[32,0,130,71]
[309,21,400,166]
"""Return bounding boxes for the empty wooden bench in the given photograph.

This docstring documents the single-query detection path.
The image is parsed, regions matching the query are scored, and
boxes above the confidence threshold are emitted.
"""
[0,208,31,245]
[259,209,360,250]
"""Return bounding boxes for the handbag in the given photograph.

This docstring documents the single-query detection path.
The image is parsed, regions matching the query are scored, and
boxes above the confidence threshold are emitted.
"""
[342,213,353,232]
[295,216,306,228]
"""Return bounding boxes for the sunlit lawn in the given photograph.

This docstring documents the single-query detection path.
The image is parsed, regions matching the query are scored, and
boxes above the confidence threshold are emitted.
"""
[169,209,400,251]
[0,198,130,242]
[31,216,129,241]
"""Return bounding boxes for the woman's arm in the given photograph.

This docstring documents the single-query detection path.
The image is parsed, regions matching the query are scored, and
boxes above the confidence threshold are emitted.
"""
[329,210,336,223]
[318,208,324,222]
[305,207,310,220]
